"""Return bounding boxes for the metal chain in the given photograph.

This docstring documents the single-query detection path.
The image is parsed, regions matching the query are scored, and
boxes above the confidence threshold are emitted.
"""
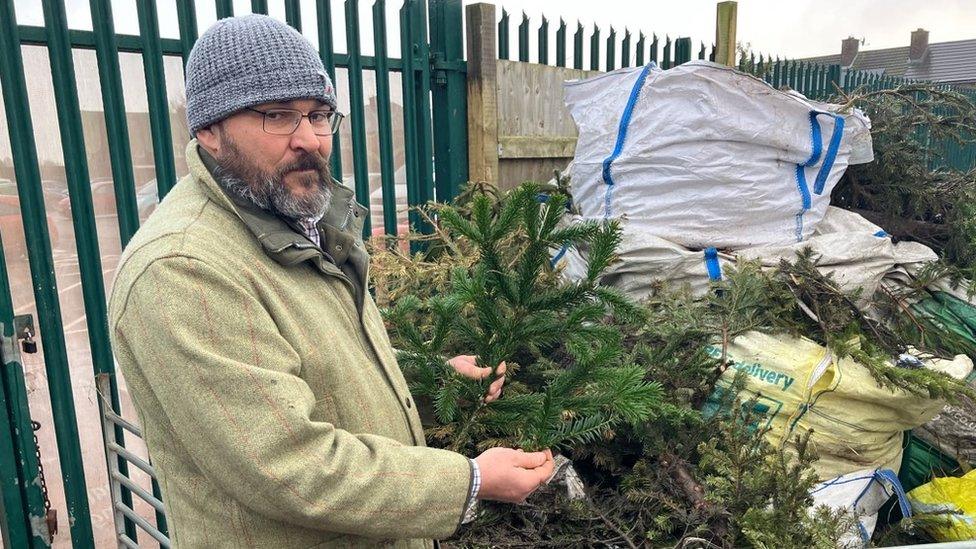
[31,420,57,539]
[30,420,52,512]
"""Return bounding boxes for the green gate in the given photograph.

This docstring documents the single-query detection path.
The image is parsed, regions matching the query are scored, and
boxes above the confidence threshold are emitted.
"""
[0,0,467,546]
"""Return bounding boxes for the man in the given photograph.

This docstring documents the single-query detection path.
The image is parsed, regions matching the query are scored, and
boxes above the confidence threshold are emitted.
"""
[108,14,554,548]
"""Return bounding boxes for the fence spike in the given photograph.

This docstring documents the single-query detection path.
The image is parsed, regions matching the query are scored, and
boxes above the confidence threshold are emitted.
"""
[556,17,566,67]
[621,28,631,68]
[573,20,584,69]
[518,11,529,62]
[498,8,510,59]
[663,34,672,69]
[538,14,549,65]
[636,31,645,66]
[607,26,616,71]
[590,23,600,70]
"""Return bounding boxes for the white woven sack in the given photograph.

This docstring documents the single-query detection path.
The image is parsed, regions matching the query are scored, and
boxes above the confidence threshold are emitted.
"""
[564,60,873,249]
[810,468,912,548]
[555,207,937,301]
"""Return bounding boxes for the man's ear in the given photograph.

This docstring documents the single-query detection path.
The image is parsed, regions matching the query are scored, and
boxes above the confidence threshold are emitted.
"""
[196,123,221,155]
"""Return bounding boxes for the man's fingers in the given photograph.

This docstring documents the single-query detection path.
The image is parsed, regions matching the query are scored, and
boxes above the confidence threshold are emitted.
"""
[513,450,549,469]
[535,456,556,483]
[481,361,507,403]
[449,355,482,377]
[488,376,505,394]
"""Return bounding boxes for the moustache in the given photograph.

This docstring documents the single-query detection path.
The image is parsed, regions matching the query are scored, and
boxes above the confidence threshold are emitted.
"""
[279,154,328,177]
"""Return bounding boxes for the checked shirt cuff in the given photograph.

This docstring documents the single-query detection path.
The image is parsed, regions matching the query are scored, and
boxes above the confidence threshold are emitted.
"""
[467,458,481,511]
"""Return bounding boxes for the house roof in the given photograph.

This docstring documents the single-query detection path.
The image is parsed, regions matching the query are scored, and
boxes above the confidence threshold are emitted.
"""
[801,38,976,85]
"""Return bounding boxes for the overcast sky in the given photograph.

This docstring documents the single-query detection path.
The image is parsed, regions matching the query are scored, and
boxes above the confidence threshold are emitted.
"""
[11,0,976,62]
[491,0,976,59]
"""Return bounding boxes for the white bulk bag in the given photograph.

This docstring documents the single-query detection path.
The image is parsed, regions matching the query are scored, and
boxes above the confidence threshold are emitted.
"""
[564,60,872,249]
[554,207,937,301]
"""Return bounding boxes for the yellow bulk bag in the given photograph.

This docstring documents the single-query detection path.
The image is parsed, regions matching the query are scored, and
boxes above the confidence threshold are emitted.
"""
[706,331,971,479]
[907,469,976,541]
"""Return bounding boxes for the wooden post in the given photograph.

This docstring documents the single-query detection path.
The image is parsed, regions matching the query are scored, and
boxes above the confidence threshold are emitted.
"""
[466,3,499,186]
[714,1,737,67]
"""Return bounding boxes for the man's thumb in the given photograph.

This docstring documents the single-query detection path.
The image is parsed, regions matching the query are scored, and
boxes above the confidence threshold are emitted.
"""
[514,451,548,469]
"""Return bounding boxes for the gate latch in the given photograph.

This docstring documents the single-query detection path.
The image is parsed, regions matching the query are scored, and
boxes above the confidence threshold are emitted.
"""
[15,314,37,354]
[0,314,37,363]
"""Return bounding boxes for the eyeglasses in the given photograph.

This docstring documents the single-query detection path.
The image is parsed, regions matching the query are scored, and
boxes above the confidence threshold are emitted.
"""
[245,107,345,136]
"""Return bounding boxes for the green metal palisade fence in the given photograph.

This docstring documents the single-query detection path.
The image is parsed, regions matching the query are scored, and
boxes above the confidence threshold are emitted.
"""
[495,9,719,72]
[0,0,467,546]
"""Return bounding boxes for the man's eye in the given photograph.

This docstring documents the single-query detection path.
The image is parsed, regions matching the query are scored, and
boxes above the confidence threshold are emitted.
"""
[265,111,287,121]
[309,112,331,123]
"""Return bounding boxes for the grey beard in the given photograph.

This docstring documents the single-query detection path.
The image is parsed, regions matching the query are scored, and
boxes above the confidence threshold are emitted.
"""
[209,131,334,221]
[215,166,333,220]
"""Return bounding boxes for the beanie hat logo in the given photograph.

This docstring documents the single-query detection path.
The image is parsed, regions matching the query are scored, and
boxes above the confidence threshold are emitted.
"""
[317,70,335,96]
[184,14,339,135]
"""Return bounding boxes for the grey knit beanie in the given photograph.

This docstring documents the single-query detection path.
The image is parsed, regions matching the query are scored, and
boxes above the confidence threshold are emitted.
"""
[184,14,337,135]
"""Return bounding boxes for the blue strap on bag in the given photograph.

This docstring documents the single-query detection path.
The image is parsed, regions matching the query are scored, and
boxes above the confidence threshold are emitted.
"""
[704,247,723,281]
[794,111,846,241]
[849,469,912,543]
[601,63,656,220]
[810,468,912,544]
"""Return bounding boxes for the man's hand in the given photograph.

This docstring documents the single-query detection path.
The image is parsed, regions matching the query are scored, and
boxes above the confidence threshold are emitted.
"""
[474,448,554,503]
[448,355,506,403]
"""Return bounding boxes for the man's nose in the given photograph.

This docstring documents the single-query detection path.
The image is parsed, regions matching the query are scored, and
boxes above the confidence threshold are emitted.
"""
[289,116,321,153]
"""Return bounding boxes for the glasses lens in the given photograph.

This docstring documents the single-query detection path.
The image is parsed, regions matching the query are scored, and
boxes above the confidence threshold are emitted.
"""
[308,111,334,136]
[263,110,302,135]
[330,113,344,135]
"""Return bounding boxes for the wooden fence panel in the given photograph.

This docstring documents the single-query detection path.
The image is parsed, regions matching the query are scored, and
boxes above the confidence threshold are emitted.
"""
[496,60,599,189]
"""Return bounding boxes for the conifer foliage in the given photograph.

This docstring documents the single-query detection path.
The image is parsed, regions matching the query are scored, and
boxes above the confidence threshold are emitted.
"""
[385,184,664,454]
[375,184,974,546]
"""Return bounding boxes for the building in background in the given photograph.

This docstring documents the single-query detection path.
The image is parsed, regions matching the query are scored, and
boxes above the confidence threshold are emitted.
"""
[802,29,976,86]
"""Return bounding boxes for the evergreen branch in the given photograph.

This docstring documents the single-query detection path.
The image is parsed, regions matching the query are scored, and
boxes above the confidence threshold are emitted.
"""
[586,221,624,282]
[495,185,531,240]
[537,413,612,450]
[540,194,569,240]
[438,205,482,244]
[435,373,463,423]
[550,223,600,246]
[471,193,495,240]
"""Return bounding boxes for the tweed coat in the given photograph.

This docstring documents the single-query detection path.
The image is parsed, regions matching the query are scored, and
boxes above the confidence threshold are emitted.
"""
[108,141,473,548]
